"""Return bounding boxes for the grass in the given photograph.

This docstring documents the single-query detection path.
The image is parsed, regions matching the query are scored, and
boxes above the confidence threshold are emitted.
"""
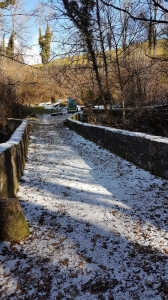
[29,106,57,115]
[32,39,168,70]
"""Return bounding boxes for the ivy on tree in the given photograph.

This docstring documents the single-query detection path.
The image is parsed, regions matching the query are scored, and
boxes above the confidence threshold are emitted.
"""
[38,24,52,65]
[6,31,15,58]
[0,0,15,9]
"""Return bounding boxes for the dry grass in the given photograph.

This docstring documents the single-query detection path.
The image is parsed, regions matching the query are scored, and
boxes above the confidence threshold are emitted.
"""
[0,38,168,140]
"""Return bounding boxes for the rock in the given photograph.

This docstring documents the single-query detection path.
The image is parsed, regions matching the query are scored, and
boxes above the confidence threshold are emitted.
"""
[56,292,64,300]
[108,294,114,300]
[160,280,168,294]
[145,280,153,288]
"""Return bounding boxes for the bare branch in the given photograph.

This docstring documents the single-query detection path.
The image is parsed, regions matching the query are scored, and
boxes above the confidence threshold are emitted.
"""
[100,0,168,24]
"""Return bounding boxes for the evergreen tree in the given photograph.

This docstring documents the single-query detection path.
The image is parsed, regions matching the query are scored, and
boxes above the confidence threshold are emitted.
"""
[0,35,5,55]
[6,31,15,58]
[38,24,52,65]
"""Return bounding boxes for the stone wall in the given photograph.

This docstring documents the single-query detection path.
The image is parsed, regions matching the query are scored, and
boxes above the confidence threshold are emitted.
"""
[0,120,29,198]
[66,114,168,179]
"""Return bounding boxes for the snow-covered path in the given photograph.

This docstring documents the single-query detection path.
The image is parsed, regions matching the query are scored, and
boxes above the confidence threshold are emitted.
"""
[0,114,168,300]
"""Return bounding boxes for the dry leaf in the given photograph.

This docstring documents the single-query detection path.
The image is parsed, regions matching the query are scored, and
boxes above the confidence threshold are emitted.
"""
[60,238,66,243]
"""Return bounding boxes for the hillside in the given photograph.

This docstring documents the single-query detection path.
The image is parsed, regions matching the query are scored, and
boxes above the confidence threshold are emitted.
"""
[32,39,168,69]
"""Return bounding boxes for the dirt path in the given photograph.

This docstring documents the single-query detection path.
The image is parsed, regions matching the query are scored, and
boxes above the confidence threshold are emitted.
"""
[0,114,168,300]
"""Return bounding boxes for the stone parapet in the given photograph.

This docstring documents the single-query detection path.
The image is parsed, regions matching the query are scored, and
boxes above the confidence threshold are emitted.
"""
[0,120,29,198]
[66,113,168,179]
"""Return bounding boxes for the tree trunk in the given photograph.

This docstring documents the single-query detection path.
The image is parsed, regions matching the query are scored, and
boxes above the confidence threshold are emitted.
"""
[0,199,29,242]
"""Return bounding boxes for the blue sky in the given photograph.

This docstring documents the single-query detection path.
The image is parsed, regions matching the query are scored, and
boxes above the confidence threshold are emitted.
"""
[24,0,39,38]
[22,0,41,64]
[0,0,41,64]
[24,0,38,10]
[23,0,58,64]
[22,0,66,63]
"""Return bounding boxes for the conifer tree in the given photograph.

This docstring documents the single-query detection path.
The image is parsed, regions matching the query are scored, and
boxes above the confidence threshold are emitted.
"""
[6,31,15,58]
[0,35,5,55]
[38,24,52,64]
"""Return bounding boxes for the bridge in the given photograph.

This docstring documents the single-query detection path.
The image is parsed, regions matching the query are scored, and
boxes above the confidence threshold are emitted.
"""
[0,113,168,299]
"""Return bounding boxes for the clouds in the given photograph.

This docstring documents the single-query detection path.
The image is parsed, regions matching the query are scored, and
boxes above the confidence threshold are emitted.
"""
[14,39,41,65]
[22,32,42,65]
[24,33,41,65]
[3,34,41,65]
[23,45,41,65]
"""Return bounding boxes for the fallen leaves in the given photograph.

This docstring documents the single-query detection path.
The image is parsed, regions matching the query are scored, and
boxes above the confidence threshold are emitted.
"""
[98,264,107,270]
[59,258,69,267]
[81,277,118,294]
[60,237,66,243]
[1,114,167,300]
[79,261,84,267]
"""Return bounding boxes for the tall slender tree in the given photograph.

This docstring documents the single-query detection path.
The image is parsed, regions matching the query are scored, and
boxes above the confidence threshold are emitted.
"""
[62,0,108,107]
[38,24,53,64]
[6,31,15,58]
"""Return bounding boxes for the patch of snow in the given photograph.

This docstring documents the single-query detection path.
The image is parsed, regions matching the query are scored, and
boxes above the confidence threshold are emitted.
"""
[0,114,167,300]
[0,120,28,152]
[69,117,168,143]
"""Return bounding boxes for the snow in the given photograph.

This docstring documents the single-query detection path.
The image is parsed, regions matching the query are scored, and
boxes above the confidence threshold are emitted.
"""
[0,114,168,300]
[0,120,28,153]
[69,117,168,144]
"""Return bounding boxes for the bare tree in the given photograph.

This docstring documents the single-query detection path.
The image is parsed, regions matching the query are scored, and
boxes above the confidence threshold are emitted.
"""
[100,0,168,24]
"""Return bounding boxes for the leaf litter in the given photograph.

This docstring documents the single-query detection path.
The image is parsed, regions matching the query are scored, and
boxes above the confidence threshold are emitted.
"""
[0,114,168,300]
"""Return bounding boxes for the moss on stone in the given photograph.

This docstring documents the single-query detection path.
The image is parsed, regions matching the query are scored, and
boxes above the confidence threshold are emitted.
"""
[0,199,29,242]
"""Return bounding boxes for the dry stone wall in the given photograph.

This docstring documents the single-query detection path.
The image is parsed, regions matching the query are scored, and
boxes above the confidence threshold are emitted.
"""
[0,120,29,199]
[66,114,168,179]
